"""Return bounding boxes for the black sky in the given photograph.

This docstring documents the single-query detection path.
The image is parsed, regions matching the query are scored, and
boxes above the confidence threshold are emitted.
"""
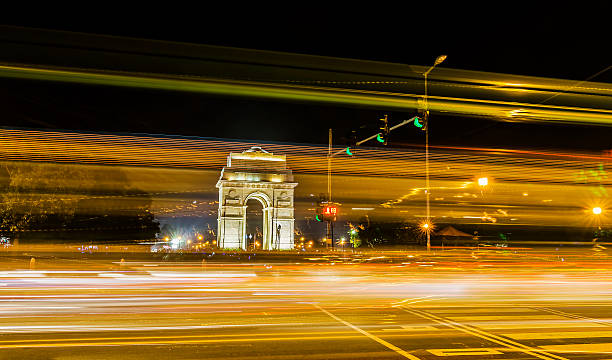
[1,12,611,152]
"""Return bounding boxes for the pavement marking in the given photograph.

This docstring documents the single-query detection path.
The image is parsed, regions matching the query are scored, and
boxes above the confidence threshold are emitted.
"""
[533,306,612,326]
[505,330,612,340]
[400,307,569,360]
[427,348,503,356]
[540,342,612,353]
[428,308,538,314]
[0,331,366,344]
[0,333,429,349]
[391,296,448,307]
[448,315,567,322]
[479,321,607,330]
[0,335,394,349]
[314,304,421,360]
[381,325,438,331]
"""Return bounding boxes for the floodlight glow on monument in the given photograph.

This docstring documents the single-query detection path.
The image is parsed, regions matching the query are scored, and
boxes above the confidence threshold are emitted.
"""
[216,147,297,250]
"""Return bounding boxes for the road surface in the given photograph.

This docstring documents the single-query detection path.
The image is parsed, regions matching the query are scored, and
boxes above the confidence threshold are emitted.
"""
[1,249,612,359]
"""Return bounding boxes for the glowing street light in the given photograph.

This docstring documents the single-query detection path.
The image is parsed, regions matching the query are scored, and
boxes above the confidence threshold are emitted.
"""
[593,207,603,215]
[433,54,448,66]
[478,177,489,186]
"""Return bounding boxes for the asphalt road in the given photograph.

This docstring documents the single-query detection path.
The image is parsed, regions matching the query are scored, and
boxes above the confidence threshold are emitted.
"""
[1,249,612,359]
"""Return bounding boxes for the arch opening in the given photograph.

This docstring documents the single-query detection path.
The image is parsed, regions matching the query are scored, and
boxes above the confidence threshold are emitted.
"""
[245,198,264,250]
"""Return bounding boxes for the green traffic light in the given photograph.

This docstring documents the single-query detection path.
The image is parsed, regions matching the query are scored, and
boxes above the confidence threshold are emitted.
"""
[346,147,353,156]
[315,214,321,222]
[414,117,423,128]
[376,133,385,143]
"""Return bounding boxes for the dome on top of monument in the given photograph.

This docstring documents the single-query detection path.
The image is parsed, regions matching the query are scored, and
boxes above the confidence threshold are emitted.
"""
[243,146,270,154]
[228,146,286,169]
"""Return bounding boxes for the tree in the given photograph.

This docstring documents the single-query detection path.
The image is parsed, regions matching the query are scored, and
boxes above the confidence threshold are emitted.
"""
[0,161,95,239]
[0,161,159,243]
[354,217,421,248]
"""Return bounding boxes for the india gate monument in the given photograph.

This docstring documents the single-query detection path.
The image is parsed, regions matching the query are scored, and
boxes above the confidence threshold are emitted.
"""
[216,147,298,250]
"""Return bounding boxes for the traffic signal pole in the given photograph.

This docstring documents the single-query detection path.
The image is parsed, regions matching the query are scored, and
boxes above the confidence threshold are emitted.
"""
[325,116,419,250]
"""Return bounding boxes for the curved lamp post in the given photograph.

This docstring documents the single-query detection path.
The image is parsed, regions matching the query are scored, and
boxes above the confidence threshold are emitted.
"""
[423,55,447,251]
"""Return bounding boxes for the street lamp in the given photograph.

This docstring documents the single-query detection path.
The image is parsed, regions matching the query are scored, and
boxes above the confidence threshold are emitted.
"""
[423,55,447,252]
[592,207,604,242]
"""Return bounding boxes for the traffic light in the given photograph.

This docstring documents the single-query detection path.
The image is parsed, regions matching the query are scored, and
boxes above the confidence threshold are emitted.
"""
[418,110,429,131]
[315,203,339,222]
[377,114,389,145]
[413,116,424,128]
[345,130,358,156]
[323,205,338,222]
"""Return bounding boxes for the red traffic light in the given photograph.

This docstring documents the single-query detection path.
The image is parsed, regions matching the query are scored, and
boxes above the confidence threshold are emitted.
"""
[316,204,339,221]
[323,206,338,215]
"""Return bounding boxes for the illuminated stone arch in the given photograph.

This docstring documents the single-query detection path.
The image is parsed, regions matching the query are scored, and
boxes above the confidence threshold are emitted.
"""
[216,147,297,250]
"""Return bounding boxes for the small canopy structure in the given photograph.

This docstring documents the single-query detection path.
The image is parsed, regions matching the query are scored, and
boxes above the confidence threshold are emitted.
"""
[435,226,472,237]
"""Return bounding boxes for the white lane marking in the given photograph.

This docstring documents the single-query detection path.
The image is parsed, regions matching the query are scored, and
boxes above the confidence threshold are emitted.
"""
[428,348,503,356]
[315,304,421,360]
[428,308,538,314]
[382,325,438,332]
[448,315,567,321]
[479,321,607,330]
[533,307,612,326]
[540,342,612,354]
[391,296,442,306]
[401,307,569,360]
[505,330,612,340]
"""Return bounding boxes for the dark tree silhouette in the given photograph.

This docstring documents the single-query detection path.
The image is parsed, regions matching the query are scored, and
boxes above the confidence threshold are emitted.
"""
[0,161,159,243]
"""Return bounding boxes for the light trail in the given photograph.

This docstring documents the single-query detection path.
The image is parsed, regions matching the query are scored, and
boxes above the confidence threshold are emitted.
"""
[1,128,609,184]
[0,252,611,357]
[0,127,610,228]
[1,63,611,125]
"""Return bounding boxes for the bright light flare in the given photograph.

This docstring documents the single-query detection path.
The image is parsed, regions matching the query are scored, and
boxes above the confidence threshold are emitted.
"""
[478,177,489,186]
[592,207,602,215]
[419,221,434,235]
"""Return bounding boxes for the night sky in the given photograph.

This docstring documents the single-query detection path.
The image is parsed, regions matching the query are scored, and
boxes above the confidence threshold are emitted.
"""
[1,13,610,151]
